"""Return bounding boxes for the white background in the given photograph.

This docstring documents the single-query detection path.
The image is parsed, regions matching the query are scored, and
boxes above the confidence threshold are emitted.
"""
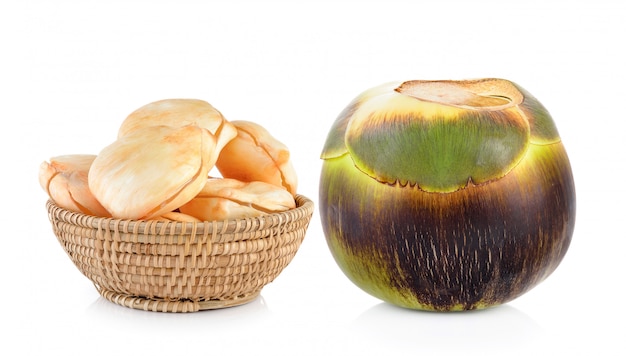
[2,0,624,355]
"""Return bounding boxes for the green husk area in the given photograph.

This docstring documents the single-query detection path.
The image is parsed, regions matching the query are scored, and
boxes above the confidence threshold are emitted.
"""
[320,78,562,193]
[319,143,575,311]
[346,107,529,192]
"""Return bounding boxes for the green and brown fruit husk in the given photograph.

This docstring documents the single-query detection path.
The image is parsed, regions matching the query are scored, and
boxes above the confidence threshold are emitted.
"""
[319,78,575,311]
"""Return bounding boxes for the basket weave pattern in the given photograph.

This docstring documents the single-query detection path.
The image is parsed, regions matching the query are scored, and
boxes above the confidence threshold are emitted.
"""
[46,195,314,312]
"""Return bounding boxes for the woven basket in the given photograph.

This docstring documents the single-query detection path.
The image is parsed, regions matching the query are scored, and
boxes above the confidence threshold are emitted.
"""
[46,194,314,312]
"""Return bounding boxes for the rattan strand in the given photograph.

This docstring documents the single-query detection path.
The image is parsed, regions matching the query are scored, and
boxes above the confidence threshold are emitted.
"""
[46,194,314,312]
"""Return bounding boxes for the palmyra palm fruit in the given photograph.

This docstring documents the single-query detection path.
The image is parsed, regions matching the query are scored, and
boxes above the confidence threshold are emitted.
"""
[319,78,576,311]
[179,177,296,221]
[88,125,218,220]
[41,97,301,222]
[117,98,237,153]
[39,154,110,217]
[216,120,298,196]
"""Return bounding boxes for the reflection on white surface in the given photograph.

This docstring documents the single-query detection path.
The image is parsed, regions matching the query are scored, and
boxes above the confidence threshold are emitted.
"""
[87,293,269,314]
[85,293,272,326]
[349,303,545,353]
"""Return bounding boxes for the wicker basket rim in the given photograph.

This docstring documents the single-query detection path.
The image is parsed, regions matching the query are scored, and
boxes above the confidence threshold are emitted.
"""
[46,194,314,236]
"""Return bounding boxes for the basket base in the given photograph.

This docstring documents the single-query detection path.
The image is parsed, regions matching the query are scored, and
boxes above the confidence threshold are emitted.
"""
[96,285,261,313]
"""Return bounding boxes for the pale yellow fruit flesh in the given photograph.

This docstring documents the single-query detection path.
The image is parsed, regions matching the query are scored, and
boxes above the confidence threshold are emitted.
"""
[117,98,237,153]
[88,125,218,220]
[179,177,296,221]
[158,211,202,223]
[216,120,298,196]
[41,100,299,222]
[39,154,110,217]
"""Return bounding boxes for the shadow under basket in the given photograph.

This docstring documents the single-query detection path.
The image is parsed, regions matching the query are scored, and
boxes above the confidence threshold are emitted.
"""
[46,194,314,313]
